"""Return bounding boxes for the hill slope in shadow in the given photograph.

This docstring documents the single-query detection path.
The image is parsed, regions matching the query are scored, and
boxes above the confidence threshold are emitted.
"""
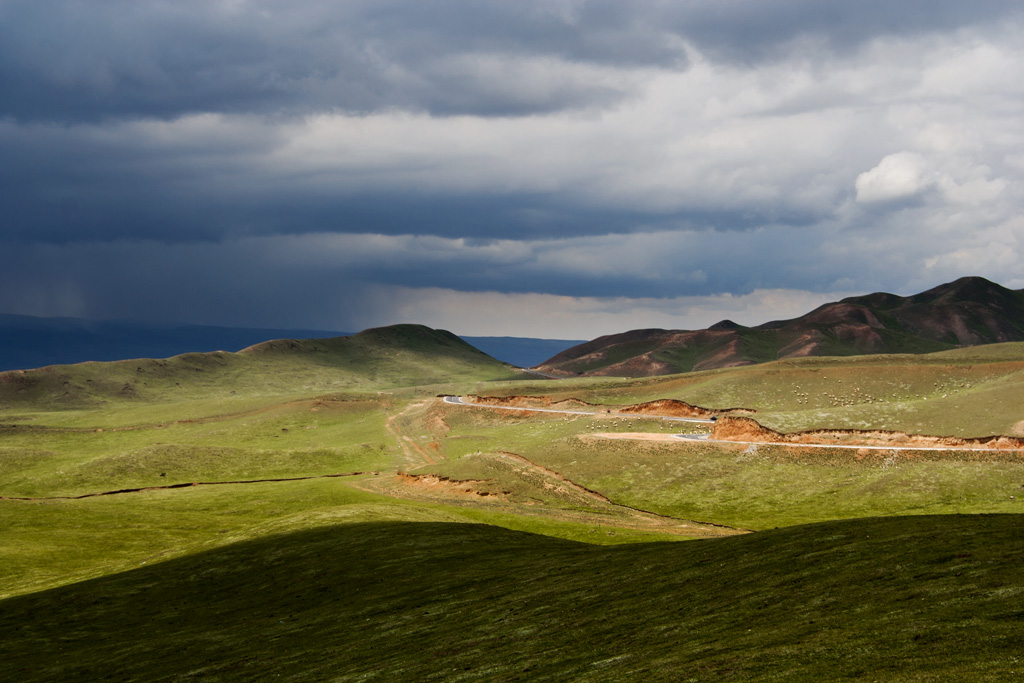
[2,516,1021,681]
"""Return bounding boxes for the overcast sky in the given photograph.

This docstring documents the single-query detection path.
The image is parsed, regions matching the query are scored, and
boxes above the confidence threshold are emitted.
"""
[3,0,1023,339]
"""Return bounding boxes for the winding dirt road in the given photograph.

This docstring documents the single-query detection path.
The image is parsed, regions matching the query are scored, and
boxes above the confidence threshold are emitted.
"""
[442,395,715,424]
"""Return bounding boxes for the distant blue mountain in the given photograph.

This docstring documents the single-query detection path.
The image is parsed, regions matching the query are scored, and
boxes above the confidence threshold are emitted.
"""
[0,315,582,372]
[461,336,587,369]
[0,315,347,372]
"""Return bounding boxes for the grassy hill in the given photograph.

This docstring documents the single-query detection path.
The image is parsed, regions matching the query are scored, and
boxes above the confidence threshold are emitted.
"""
[0,324,521,424]
[0,313,585,372]
[2,323,1023,681]
[0,323,663,601]
[423,344,1024,530]
[2,516,1022,682]
[499,342,1024,438]
[537,276,1024,376]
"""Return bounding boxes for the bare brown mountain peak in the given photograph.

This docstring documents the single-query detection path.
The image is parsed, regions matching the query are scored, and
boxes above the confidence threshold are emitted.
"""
[917,275,1005,299]
[536,277,1024,377]
[843,276,1012,307]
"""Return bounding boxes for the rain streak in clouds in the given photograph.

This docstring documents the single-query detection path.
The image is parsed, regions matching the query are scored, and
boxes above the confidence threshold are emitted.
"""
[2,0,1023,338]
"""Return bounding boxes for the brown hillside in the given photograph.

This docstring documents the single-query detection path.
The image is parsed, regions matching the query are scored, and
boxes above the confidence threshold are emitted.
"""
[537,277,1024,377]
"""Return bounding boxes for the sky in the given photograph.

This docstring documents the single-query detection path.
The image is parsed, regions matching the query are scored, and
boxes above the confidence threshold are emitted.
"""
[2,0,1023,339]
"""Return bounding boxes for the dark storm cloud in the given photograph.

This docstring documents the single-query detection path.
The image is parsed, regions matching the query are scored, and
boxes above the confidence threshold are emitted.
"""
[0,0,682,123]
[0,133,653,244]
[665,0,1023,62]
[1,0,1022,336]
[3,0,1018,123]
[0,229,813,326]
[2,112,828,245]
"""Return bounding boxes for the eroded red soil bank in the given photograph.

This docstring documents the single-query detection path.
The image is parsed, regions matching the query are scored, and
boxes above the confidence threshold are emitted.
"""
[465,395,754,417]
[712,416,1024,451]
[619,398,755,418]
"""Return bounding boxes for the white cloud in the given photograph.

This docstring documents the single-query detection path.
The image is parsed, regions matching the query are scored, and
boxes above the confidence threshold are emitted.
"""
[356,286,859,339]
[855,152,933,203]
[936,166,1007,205]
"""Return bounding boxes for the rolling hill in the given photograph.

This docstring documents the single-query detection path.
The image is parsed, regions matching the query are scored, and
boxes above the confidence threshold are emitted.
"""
[536,276,1024,377]
[3,301,1024,682]
[0,323,521,412]
[2,517,1022,681]
[0,314,584,372]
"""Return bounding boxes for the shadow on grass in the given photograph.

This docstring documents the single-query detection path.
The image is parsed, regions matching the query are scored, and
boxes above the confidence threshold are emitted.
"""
[2,515,1023,681]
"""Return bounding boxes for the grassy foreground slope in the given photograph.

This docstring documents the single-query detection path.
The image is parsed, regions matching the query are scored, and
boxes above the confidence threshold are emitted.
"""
[2,516,1023,682]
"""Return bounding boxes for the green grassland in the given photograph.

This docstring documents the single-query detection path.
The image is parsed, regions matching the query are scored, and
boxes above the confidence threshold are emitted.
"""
[0,398,392,497]
[526,438,1024,530]
[0,324,518,420]
[2,517,1023,681]
[484,343,1024,437]
[2,330,1024,680]
[425,403,1024,531]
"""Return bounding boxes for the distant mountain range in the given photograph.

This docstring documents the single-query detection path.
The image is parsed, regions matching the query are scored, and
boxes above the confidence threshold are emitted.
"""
[460,336,587,369]
[0,316,348,373]
[0,314,583,372]
[535,276,1024,377]
[6,276,1020,377]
